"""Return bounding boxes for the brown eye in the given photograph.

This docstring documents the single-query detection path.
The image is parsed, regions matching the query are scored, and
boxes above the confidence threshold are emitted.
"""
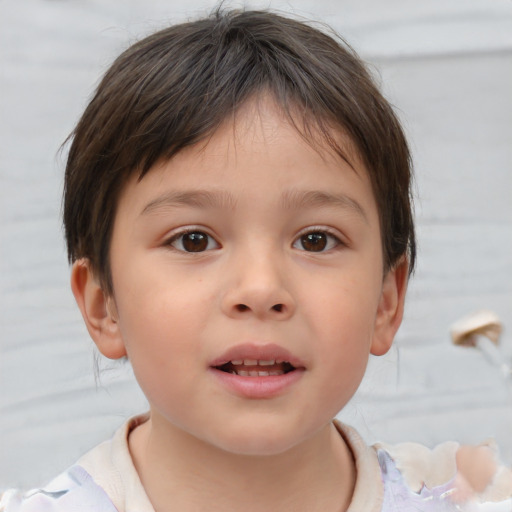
[182,232,208,252]
[300,232,327,252]
[293,230,340,252]
[170,231,218,252]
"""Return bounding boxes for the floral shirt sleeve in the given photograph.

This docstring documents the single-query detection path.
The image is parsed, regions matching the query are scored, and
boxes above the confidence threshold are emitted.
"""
[0,465,118,512]
[378,443,512,512]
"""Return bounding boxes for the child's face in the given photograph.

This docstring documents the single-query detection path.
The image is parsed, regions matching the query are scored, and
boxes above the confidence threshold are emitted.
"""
[85,98,405,455]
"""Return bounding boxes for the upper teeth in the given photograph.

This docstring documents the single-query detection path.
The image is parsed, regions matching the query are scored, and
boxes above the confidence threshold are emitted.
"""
[231,359,279,366]
[235,370,284,376]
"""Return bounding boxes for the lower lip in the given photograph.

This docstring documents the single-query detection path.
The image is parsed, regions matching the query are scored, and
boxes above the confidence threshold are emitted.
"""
[209,368,305,399]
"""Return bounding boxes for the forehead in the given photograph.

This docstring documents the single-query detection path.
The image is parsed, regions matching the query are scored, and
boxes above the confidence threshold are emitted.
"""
[118,96,375,217]
[215,96,364,173]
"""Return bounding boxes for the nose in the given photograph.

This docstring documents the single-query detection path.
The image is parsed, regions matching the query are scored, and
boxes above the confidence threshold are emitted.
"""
[220,250,296,321]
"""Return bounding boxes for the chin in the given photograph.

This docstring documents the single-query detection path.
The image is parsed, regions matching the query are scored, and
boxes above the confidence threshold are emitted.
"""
[205,422,309,457]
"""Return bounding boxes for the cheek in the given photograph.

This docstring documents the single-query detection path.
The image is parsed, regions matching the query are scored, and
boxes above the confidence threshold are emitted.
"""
[115,257,211,324]
[314,276,380,336]
[308,275,380,378]
[115,287,202,411]
[113,268,217,375]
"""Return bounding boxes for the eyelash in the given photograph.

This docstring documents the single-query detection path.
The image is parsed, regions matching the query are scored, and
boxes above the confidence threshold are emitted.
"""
[292,227,344,253]
[165,228,220,253]
[164,226,344,253]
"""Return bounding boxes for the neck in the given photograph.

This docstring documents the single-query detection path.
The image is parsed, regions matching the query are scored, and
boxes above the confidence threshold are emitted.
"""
[129,413,356,512]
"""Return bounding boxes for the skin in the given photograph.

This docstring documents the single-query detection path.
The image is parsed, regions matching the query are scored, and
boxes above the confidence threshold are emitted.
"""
[72,97,408,511]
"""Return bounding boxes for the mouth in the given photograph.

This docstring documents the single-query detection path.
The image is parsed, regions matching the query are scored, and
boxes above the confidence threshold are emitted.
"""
[214,359,296,377]
[210,343,305,377]
[209,344,305,398]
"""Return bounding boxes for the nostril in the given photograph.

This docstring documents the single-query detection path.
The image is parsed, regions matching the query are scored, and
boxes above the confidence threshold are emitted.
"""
[233,303,286,314]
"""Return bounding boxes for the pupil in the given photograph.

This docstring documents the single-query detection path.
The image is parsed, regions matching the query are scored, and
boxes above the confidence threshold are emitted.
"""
[183,232,208,252]
[302,232,327,252]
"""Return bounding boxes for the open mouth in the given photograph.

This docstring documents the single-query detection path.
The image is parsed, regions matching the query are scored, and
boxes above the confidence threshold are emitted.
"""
[214,359,296,377]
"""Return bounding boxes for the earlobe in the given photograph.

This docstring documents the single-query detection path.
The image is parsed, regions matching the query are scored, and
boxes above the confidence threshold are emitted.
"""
[70,259,127,360]
[370,259,409,356]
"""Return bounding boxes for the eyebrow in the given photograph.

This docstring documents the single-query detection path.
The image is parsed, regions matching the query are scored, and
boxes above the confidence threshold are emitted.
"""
[281,189,368,223]
[141,190,237,215]
[141,188,368,223]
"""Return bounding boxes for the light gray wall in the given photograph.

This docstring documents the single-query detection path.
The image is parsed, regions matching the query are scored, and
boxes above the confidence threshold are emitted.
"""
[1,0,511,489]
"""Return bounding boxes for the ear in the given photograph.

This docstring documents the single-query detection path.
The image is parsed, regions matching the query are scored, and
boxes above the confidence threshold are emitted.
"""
[70,259,127,360]
[370,258,409,356]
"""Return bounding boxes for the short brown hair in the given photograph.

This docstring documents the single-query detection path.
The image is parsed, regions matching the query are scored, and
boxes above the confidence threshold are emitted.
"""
[63,8,415,293]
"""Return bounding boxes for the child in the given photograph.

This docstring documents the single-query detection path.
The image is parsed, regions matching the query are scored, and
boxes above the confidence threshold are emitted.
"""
[2,8,511,512]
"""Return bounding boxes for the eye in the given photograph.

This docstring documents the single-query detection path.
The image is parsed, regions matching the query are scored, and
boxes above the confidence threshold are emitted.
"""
[293,230,341,252]
[168,230,219,252]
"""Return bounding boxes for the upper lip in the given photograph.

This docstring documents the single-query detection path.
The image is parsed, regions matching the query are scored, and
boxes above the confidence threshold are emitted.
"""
[210,343,305,369]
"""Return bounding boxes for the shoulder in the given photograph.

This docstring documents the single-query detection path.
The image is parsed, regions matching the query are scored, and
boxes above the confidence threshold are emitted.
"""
[0,414,151,512]
[374,438,512,510]
[334,420,512,511]
[0,465,117,512]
